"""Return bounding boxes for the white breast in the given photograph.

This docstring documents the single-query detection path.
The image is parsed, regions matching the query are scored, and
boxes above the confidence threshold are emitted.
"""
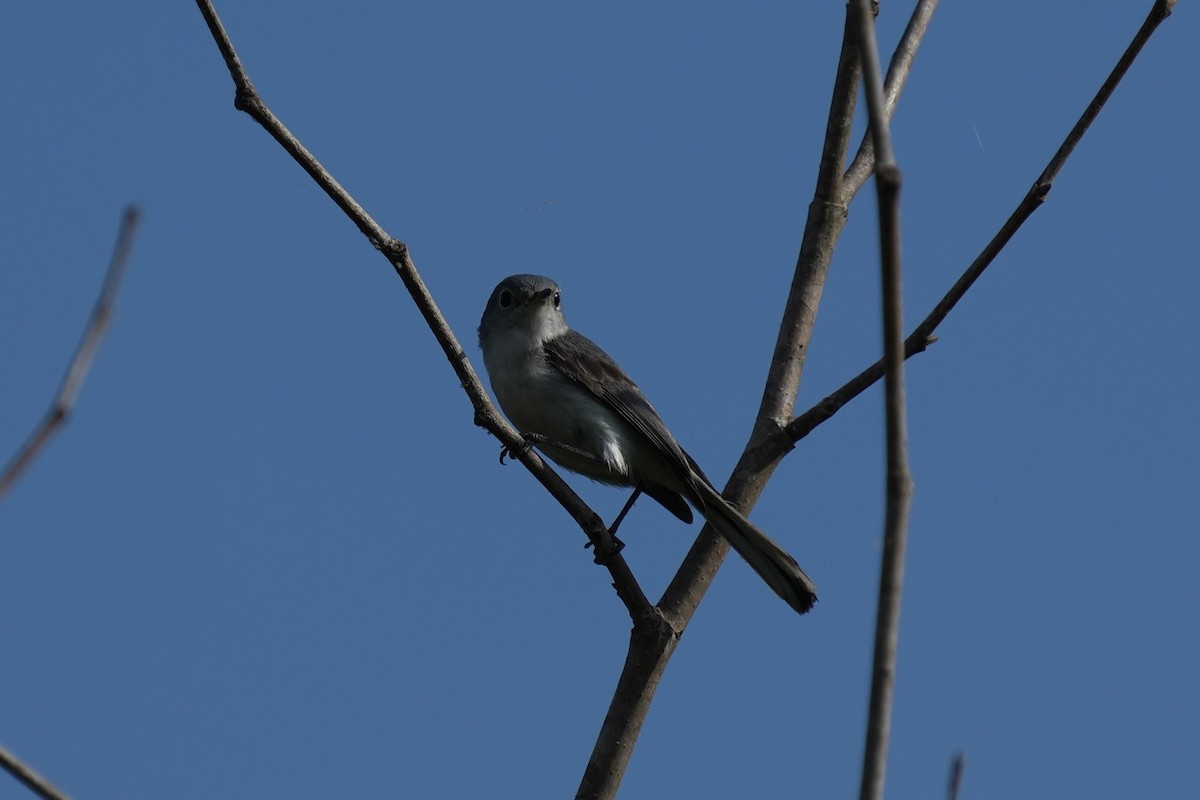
[482,335,635,485]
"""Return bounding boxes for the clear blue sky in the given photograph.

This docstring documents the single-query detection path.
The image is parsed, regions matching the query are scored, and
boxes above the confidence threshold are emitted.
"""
[2,3,1196,798]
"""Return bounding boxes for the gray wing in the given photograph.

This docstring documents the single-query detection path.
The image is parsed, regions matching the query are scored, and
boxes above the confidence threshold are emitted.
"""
[545,333,816,614]
[543,330,704,494]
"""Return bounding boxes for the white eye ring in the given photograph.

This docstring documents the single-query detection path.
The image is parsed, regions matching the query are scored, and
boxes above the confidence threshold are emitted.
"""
[497,289,514,309]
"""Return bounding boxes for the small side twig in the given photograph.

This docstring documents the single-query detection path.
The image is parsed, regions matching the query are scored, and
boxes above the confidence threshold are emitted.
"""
[0,205,140,503]
[851,2,915,799]
[0,740,72,800]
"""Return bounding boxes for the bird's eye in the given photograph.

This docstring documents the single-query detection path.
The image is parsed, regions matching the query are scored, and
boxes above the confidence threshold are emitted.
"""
[497,289,514,309]
[552,290,561,309]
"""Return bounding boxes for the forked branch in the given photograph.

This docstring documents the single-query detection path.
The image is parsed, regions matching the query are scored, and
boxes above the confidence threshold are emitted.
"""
[745,0,1177,469]
[581,4,942,797]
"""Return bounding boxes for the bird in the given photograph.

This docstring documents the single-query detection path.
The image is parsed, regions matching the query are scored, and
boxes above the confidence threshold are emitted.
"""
[477,274,816,614]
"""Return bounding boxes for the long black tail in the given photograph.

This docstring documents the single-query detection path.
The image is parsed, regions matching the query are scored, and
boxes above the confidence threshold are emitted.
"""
[693,480,817,615]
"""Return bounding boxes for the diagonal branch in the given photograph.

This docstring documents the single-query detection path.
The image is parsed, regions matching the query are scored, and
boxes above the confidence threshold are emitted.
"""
[0,740,72,800]
[0,206,140,503]
[192,0,655,621]
[750,0,1177,465]
[909,0,1178,341]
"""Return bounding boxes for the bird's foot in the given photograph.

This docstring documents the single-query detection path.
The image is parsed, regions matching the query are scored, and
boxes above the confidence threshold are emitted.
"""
[498,432,544,464]
[586,533,625,565]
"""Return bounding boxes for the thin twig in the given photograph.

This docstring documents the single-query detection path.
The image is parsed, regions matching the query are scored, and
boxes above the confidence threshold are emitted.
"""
[754,0,1177,463]
[947,751,965,800]
[851,2,915,799]
[191,0,655,621]
[0,206,140,503]
[908,0,1177,342]
[0,741,72,800]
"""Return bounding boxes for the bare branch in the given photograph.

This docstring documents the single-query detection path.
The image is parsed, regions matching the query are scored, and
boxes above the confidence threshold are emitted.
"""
[0,206,140,503]
[851,1,915,797]
[758,0,1177,460]
[191,0,655,620]
[0,741,72,800]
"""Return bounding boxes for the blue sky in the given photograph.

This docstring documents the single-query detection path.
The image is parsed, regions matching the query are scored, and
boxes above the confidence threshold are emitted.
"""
[2,3,1196,798]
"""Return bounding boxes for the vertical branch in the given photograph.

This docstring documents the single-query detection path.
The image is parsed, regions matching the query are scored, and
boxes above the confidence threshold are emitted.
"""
[850,2,915,800]
[0,205,141,503]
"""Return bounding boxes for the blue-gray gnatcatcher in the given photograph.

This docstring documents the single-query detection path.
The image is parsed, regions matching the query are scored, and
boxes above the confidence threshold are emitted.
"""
[478,274,816,614]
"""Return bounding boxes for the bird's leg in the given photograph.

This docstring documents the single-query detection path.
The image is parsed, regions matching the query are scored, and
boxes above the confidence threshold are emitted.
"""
[608,486,643,539]
[583,485,642,562]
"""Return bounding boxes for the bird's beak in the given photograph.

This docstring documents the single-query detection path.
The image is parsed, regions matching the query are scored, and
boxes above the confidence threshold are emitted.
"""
[531,288,554,304]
